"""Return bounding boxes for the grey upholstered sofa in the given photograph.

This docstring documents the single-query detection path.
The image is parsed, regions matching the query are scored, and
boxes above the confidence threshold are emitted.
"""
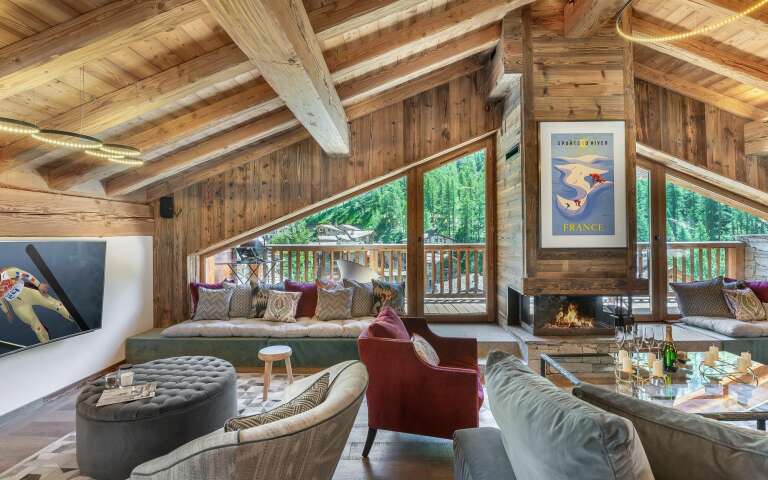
[454,350,768,480]
[129,360,368,480]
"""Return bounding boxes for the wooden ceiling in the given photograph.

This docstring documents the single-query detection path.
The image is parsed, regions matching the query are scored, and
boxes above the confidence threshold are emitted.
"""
[0,0,765,201]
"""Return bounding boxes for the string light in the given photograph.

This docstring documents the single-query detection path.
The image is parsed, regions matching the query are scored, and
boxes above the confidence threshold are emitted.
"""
[100,143,141,157]
[616,0,768,43]
[0,117,39,135]
[32,129,102,150]
[85,150,125,160]
[106,157,144,166]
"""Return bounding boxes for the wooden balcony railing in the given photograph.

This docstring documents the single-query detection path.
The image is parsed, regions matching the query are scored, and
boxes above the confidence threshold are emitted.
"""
[213,243,485,298]
[636,241,746,285]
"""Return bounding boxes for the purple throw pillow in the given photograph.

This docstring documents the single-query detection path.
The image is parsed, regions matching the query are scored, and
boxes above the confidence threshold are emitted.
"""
[284,280,318,318]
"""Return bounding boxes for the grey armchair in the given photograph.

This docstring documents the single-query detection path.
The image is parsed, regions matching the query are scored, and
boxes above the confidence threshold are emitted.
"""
[129,361,368,480]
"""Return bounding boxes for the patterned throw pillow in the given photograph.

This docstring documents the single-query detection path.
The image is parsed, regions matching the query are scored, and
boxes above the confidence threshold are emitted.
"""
[372,279,405,315]
[192,286,234,320]
[723,288,766,321]
[264,290,302,322]
[224,373,330,431]
[316,287,353,321]
[250,280,284,318]
[316,278,341,290]
[228,284,252,318]
[343,279,375,317]
[412,333,440,367]
[669,277,733,318]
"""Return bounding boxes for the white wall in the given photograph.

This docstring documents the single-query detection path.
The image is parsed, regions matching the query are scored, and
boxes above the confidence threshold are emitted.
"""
[0,236,153,417]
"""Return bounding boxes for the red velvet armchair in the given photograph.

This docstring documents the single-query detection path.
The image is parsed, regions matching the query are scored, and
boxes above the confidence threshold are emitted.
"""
[357,309,483,457]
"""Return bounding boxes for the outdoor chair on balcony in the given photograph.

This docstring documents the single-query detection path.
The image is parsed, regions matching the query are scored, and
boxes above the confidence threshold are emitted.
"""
[336,259,379,282]
[357,308,483,457]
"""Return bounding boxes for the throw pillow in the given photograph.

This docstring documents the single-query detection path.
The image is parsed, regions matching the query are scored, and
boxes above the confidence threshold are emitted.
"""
[224,373,330,431]
[285,280,318,318]
[723,288,766,321]
[669,277,733,318]
[228,283,252,318]
[264,290,302,323]
[371,278,405,315]
[316,278,341,290]
[192,286,234,321]
[250,280,284,318]
[189,281,224,313]
[343,279,375,317]
[412,333,439,366]
[316,287,353,321]
[745,280,768,302]
[368,306,409,340]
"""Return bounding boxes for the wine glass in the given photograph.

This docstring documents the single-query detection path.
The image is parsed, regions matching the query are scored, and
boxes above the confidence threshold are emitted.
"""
[653,326,664,356]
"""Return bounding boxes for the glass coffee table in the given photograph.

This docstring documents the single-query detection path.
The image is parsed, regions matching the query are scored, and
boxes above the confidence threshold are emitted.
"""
[540,351,768,430]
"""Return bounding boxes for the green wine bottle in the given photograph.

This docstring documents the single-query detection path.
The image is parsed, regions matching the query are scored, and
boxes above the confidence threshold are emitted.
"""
[662,325,678,372]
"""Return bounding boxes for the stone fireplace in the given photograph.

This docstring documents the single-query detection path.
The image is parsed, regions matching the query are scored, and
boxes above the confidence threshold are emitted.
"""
[506,287,622,336]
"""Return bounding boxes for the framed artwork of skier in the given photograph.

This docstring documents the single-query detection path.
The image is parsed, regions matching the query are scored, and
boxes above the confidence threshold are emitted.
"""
[539,121,627,249]
[0,241,106,358]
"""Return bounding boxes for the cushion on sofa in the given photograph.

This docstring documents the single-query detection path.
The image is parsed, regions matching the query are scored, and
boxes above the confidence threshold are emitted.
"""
[189,281,225,313]
[228,284,252,318]
[264,290,302,322]
[371,279,405,315]
[343,279,375,317]
[453,427,516,480]
[723,288,766,321]
[574,382,768,480]
[485,350,653,480]
[316,287,353,321]
[680,316,768,337]
[249,280,284,318]
[368,306,409,340]
[285,280,318,318]
[192,286,234,321]
[746,280,768,302]
[670,277,733,318]
[161,317,375,338]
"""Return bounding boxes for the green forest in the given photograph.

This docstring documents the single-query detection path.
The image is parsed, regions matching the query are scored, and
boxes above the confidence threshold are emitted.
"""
[269,151,487,245]
[636,176,768,243]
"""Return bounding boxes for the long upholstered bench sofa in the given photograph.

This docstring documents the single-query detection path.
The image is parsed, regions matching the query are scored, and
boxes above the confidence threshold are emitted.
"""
[126,316,376,368]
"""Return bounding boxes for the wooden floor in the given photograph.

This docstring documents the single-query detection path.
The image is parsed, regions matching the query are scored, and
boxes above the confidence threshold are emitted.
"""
[0,379,496,479]
[423,297,486,315]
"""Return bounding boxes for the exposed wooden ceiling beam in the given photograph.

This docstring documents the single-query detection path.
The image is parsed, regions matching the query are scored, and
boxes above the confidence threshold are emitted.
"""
[103,36,493,197]
[36,0,431,190]
[632,15,768,91]
[634,62,768,120]
[0,0,206,102]
[204,0,350,155]
[685,0,768,34]
[637,142,768,206]
[138,54,488,201]
[0,44,252,174]
[487,10,522,100]
[745,120,768,157]
[564,0,625,38]
[325,0,534,83]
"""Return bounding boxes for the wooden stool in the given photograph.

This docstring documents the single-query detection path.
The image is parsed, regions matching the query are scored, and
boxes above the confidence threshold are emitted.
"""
[258,345,293,401]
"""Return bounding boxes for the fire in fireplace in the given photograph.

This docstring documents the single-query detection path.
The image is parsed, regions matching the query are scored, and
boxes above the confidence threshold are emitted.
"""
[507,288,623,336]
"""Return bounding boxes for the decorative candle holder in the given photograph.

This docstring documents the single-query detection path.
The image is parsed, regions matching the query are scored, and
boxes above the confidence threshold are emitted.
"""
[698,358,758,386]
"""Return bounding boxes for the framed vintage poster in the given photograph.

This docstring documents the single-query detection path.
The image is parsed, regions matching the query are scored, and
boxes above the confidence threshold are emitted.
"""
[539,121,626,249]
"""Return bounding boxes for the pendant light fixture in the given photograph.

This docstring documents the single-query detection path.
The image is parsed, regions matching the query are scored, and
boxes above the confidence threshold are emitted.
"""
[32,129,103,149]
[0,117,39,135]
[100,143,141,157]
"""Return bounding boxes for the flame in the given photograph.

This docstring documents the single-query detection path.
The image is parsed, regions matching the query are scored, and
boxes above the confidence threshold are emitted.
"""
[552,303,594,328]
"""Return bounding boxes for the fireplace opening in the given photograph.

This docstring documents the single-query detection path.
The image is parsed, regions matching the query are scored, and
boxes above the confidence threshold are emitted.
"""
[507,288,626,336]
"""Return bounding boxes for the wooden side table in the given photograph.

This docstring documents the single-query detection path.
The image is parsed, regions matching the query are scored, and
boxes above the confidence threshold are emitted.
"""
[258,345,293,401]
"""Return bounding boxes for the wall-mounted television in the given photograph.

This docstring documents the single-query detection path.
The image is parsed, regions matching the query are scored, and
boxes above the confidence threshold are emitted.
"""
[0,241,106,358]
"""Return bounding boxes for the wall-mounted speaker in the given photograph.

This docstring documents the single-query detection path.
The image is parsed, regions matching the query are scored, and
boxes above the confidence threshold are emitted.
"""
[159,196,174,219]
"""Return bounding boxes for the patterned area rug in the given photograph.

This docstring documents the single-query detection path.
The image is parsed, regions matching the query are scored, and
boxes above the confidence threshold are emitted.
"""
[0,373,299,480]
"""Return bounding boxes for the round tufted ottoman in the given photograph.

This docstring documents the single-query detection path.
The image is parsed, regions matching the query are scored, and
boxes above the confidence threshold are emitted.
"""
[76,356,237,480]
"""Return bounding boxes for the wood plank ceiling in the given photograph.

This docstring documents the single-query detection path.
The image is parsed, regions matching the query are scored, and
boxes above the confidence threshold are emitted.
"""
[0,0,765,202]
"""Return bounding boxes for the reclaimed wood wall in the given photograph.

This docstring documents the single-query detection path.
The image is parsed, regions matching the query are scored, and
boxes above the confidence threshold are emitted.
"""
[514,1,639,295]
[495,77,523,326]
[635,78,768,191]
[0,187,153,237]
[154,70,499,326]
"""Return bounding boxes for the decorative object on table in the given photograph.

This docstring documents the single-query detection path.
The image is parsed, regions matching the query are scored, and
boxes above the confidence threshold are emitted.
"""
[96,383,157,407]
[662,325,678,372]
[224,372,328,431]
[103,372,119,389]
[698,348,758,386]
[258,345,294,401]
[538,121,626,248]
[669,276,733,318]
[263,289,302,322]
[191,285,235,321]
[371,278,405,314]
[118,364,134,387]
[723,288,766,321]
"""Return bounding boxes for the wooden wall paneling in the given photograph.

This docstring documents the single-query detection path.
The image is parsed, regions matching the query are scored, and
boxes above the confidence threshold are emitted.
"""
[520,5,538,279]
[746,120,768,157]
[622,10,638,284]
[0,187,153,237]
[152,71,498,326]
[406,170,424,317]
